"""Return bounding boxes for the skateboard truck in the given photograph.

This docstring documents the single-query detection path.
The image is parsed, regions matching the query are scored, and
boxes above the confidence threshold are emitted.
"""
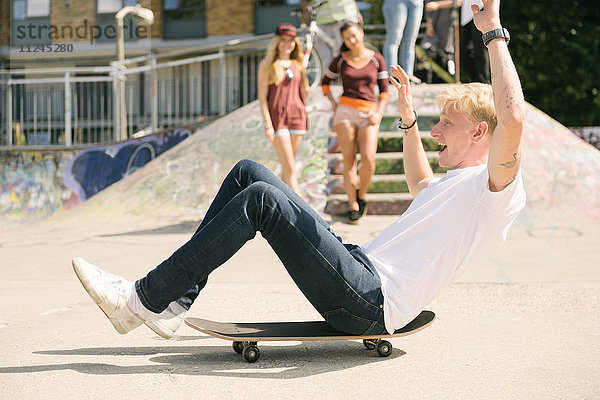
[362,338,393,357]
[232,341,260,363]
[185,311,435,364]
[232,338,392,363]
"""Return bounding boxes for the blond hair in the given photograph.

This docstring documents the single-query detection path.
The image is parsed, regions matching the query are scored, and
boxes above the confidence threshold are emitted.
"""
[263,35,308,87]
[435,83,498,135]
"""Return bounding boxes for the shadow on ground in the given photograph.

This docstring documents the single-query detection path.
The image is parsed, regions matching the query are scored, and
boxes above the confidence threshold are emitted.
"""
[1,341,406,379]
[100,220,202,236]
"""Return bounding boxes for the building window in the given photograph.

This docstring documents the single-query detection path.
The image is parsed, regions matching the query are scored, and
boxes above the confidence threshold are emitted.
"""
[254,0,301,35]
[97,0,137,14]
[13,0,50,20]
[95,0,145,43]
[11,0,52,45]
[163,0,205,20]
[163,0,206,39]
[27,0,51,17]
[13,0,26,20]
[164,0,178,10]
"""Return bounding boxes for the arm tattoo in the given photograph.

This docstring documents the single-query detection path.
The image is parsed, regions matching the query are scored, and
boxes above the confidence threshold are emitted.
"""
[500,153,518,168]
[503,82,524,108]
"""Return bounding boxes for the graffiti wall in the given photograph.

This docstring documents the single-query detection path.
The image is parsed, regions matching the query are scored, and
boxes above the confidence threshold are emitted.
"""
[0,87,333,224]
[60,88,333,224]
[4,84,595,225]
[0,150,77,222]
[0,127,191,223]
[63,128,191,203]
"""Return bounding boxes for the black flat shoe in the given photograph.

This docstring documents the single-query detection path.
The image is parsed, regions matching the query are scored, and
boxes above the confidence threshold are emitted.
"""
[347,209,362,224]
[356,190,368,217]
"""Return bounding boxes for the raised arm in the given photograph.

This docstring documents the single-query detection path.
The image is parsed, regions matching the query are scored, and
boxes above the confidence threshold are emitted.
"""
[472,0,525,192]
[389,65,434,196]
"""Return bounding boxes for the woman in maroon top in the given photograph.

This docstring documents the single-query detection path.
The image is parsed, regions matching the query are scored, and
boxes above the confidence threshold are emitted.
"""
[322,22,390,223]
[258,25,310,194]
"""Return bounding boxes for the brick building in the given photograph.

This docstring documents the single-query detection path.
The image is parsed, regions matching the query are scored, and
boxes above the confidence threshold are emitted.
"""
[0,1,306,146]
[0,0,301,69]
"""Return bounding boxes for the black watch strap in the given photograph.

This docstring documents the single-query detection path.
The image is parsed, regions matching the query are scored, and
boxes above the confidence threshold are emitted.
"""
[482,27,510,47]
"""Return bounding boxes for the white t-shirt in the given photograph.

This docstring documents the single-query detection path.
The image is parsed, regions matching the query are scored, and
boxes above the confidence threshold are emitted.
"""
[361,164,526,333]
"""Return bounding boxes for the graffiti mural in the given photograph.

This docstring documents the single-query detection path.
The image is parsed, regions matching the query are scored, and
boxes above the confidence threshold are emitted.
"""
[0,150,77,221]
[4,84,596,225]
[63,128,191,202]
[76,88,333,220]
[0,87,332,224]
[0,127,192,223]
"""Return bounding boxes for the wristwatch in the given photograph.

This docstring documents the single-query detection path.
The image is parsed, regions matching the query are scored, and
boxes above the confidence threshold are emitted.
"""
[482,28,510,47]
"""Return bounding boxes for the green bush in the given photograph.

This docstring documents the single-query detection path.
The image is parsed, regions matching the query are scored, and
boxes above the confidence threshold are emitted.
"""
[502,0,600,127]
[363,0,600,127]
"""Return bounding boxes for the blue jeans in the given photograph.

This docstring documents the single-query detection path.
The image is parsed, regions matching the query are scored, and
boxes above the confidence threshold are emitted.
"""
[135,159,387,335]
[383,0,424,75]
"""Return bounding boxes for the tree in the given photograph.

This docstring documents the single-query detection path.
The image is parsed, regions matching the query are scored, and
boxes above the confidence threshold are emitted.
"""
[502,0,600,127]
[362,0,600,127]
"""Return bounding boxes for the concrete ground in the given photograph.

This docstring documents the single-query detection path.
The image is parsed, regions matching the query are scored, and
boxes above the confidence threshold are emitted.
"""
[0,207,598,400]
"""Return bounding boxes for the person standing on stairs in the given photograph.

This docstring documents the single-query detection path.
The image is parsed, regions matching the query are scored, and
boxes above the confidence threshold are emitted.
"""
[71,0,526,341]
[258,25,310,194]
[382,0,424,83]
[321,21,390,224]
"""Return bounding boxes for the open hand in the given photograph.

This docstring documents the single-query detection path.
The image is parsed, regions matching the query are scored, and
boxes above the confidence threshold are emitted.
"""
[389,65,415,124]
[368,110,383,125]
[472,0,502,33]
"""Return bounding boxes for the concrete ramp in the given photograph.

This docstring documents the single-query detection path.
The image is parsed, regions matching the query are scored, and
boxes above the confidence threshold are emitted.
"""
[2,85,599,228]
[45,88,333,226]
[0,128,194,224]
[520,104,600,220]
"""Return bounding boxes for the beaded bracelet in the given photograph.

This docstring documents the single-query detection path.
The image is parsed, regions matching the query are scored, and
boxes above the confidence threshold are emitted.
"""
[398,110,418,130]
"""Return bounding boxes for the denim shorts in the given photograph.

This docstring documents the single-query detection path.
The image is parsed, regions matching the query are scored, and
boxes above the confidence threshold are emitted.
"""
[274,128,306,137]
[334,104,376,128]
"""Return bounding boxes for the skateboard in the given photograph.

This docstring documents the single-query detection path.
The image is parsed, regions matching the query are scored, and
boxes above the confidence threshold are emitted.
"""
[185,310,435,363]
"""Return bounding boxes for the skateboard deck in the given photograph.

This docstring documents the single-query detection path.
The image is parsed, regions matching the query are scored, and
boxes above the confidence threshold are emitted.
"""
[185,310,435,363]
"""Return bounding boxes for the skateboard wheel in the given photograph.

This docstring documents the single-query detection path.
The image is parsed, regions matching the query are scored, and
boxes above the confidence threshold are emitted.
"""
[376,340,392,357]
[243,345,260,363]
[363,339,376,350]
[232,341,243,354]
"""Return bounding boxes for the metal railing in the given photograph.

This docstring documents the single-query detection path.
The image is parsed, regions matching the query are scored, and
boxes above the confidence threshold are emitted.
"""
[0,24,437,148]
[0,39,268,147]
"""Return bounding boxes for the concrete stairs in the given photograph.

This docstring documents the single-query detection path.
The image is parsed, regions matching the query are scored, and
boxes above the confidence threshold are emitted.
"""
[324,112,447,216]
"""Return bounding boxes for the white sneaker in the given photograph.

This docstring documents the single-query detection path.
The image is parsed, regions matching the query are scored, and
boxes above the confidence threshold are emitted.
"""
[144,301,186,339]
[72,257,144,334]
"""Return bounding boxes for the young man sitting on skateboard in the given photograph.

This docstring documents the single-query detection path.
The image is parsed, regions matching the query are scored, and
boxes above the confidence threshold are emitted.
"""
[73,0,525,339]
